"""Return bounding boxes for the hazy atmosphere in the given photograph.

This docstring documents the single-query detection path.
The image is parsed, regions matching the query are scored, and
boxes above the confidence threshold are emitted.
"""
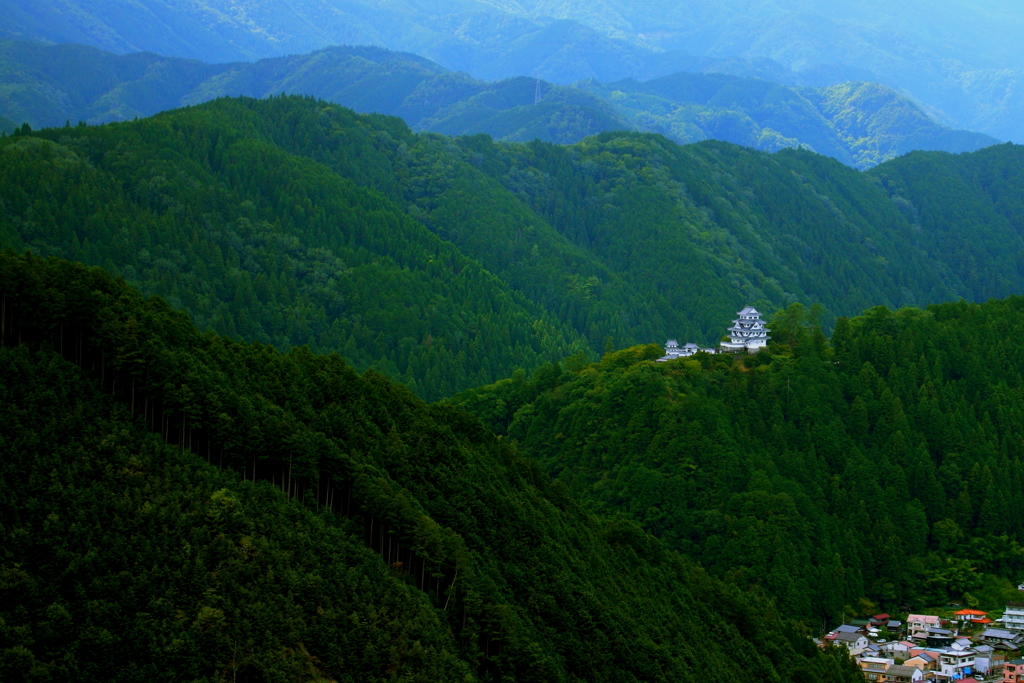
[3,2,1024,682]
[3,0,1023,142]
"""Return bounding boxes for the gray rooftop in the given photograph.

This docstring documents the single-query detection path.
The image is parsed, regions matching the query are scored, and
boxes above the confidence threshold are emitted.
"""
[982,628,1022,639]
[887,665,918,675]
[835,631,863,642]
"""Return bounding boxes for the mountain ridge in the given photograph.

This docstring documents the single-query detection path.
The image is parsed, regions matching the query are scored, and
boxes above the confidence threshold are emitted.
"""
[2,0,1021,142]
[0,247,866,682]
[2,95,1023,401]
[0,40,997,169]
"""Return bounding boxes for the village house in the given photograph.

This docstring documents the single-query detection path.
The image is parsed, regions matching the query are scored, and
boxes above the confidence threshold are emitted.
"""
[835,630,870,651]
[908,614,941,640]
[885,664,923,682]
[974,645,1005,677]
[926,627,955,648]
[938,649,976,679]
[954,608,990,625]
[950,636,974,651]
[858,656,894,682]
[904,652,937,672]
[1005,603,1024,632]
[982,628,1024,650]
[879,640,913,658]
[1004,658,1024,683]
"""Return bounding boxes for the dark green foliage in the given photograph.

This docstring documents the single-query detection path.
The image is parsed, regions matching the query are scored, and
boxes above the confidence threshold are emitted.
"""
[452,301,1024,621]
[3,95,1024,402]
[0,345,469,683]
[460,133,960,342]
[0,97,589,400]
[869,143,1024,302]
[0,250,864,682]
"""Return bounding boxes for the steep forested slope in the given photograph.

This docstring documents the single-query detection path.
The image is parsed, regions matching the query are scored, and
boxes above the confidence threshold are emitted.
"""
[0,250,864,683]
[0,98,594,400]
[452,301,1024,621]
[0,40,995,168]
[3,96,1024,401]
[869,144,1024,302]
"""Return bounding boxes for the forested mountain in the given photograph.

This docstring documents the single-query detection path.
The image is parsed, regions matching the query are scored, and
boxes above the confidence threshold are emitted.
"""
[0,40,995,168]
[2,0,1021,142]
[0,41,627,146]
[3,96,1024,401]
[0,249,864,682]
[451,300,1024,622]
[582,76,996,169]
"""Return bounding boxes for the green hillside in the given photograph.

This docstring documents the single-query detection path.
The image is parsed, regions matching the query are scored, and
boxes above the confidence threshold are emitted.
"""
[868,145,1024,302]
[3,96,1024,402]
[0,40,996,169]
[451,300,1024,620]
[0,98,595,401]
[0,249,864,682]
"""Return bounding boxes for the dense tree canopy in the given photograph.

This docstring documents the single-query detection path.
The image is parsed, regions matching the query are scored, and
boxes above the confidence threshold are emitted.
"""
[452,301,1024,622]
[0,249,864,682]
[3,96,1024,403]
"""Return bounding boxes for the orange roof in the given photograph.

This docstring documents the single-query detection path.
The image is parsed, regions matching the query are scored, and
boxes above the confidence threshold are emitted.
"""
[975,617,993,624]
[954,609,987,616]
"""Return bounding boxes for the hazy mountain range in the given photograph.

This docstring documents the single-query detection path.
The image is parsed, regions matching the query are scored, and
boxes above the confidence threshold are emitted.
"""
[0,41,996,169]
[2,0,1021,142]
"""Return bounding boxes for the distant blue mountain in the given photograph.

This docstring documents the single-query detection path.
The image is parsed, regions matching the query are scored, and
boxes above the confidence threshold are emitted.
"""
[1,0,1021,142]
[0,41,996,169]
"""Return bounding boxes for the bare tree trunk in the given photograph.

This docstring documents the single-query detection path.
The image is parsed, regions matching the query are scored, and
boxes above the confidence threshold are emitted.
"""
[444,569,457,610]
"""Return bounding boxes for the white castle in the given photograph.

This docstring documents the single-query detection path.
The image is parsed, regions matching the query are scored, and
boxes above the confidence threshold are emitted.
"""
[658,306,770,361]
[719,306,770,352]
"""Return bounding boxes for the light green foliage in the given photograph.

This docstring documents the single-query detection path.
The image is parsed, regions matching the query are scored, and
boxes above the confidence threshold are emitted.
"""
[582,76,996,169]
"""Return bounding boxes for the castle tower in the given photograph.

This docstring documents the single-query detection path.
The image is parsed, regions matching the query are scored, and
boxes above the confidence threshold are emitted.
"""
[719,306,770,352]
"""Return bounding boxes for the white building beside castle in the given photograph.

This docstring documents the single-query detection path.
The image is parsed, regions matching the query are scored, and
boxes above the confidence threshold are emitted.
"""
[658,306,770,361]
[658,340,716,361]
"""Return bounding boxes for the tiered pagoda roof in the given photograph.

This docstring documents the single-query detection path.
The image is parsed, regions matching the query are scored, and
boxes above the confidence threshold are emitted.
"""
[720,306,770,352]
